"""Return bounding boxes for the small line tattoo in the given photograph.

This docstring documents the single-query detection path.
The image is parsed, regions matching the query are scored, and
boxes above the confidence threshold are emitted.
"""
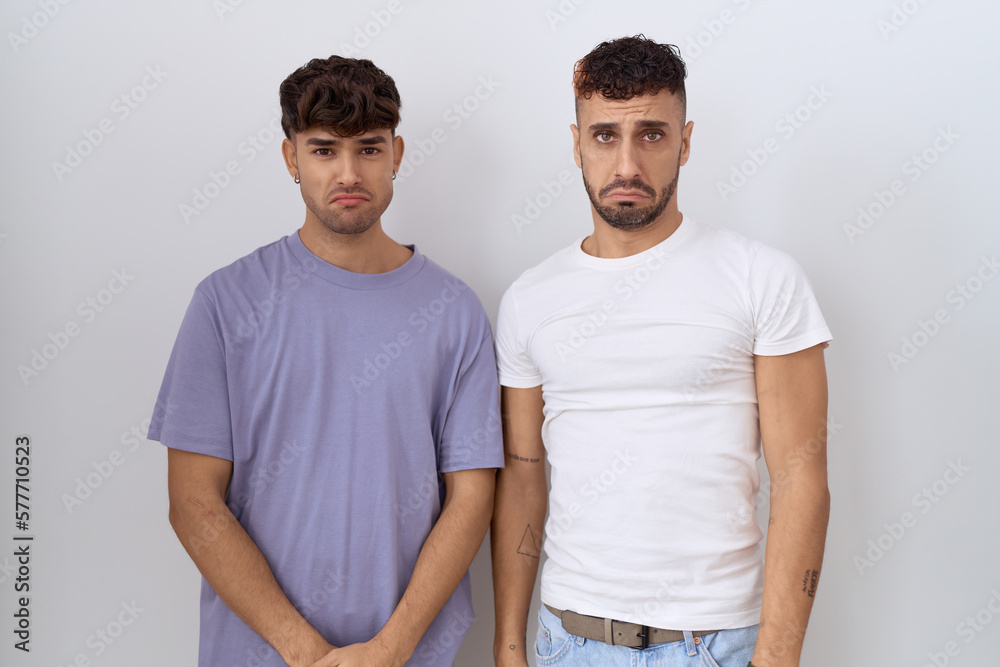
[517,524,541,558]
[507,453,540,463]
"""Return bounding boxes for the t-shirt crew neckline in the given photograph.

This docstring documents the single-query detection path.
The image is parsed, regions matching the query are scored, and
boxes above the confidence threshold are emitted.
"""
[286,230,426,290]
[571,215,695,270]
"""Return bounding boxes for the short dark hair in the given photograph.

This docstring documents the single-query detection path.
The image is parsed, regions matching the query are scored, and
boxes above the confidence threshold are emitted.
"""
[279,55,402,139]
[573,35,687,117]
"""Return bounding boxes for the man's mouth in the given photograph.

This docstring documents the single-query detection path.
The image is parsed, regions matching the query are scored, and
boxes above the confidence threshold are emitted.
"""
[605,190,649,201]
[600,179,655,201]
[330,193,370,206]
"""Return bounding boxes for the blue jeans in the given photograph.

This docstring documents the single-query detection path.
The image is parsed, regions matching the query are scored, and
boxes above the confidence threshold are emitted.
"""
[534,605,758,666]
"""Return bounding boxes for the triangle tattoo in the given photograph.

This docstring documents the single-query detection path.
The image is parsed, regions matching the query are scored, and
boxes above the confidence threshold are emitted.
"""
[517,524,541,559]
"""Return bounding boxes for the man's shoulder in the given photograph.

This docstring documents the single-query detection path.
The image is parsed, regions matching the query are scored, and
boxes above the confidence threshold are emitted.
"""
[686,217,802,273]
[687,217,760,256]
[195,236,294,297]
[410,253,493,332]
[688,219,811,287]
[504,241,579,298]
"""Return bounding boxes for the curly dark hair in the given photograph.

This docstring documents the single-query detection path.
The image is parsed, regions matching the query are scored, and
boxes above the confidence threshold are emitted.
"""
[573,35,687,117]
[279,56,401,138]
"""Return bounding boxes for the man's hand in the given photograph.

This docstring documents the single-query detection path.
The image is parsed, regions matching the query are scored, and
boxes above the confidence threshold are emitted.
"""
[308,637,404,667]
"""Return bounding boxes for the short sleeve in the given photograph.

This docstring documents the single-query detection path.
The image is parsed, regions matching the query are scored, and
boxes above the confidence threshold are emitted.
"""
[495,284,542,388]
[748,245,832,356]
[438,327,505,473]
[147,288,234,460]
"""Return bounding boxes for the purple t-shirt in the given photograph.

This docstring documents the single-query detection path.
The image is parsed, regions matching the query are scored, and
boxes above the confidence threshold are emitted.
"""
[149,232,504,666]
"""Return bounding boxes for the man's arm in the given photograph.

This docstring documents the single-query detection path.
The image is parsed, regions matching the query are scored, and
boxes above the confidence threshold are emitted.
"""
[167,448,335,667]
[316,467,496,667]
[491,385,548,667]
[750,344,831,667]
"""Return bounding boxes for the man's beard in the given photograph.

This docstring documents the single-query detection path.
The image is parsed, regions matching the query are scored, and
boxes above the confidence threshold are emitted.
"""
[303,186,392,236]
[583,162,679,232]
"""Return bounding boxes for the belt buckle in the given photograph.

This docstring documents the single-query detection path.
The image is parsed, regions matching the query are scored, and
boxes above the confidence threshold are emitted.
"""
[635,624,650,649]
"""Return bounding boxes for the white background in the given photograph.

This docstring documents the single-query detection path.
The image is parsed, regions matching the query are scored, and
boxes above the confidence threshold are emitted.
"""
[2,1,999,665]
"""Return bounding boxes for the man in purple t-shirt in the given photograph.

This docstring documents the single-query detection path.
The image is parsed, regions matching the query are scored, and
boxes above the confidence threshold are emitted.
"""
[150,56,503,667]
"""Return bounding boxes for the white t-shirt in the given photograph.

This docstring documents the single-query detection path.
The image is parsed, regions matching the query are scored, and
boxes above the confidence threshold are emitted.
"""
[495,216,832,630]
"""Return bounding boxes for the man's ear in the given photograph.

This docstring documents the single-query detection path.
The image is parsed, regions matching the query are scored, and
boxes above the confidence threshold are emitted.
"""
[281,137,298,180]
[392,134,405,173]
[570,123,582,169]
[679,120,694,167]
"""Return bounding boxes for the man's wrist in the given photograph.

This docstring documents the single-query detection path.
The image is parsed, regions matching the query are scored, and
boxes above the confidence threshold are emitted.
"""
[494,640,527,658]
[370,630,414,667]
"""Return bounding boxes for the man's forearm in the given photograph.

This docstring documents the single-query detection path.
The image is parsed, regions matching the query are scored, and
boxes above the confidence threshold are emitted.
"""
[169,497,332,667]
[751,477,830,667]
[491,460,548,665]
[368,469,496,666]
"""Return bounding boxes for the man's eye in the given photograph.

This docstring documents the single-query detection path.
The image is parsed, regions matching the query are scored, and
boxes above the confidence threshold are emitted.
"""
[314,148,332,156]
[644,131,663,141]
[361,147,380,155]
[595,132,614,143]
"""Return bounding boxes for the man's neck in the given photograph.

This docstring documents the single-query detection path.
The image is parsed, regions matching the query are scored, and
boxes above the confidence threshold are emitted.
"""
[298,218,412,274]
[581,209,684,259]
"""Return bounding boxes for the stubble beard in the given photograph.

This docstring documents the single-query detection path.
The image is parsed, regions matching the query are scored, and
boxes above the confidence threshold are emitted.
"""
[582,160,680,232]
[303,186,393,236]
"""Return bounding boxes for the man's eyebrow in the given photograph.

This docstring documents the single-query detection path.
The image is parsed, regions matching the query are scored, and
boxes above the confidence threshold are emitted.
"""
[303,135,388,147]
[587,120,671,133]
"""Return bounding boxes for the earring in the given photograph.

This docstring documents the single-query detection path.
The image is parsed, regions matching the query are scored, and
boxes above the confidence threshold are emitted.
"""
[294,176,300,184]
[392,171,397,181]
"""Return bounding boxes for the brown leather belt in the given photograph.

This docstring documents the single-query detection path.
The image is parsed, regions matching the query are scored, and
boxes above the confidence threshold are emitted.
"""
[544,604,719,650]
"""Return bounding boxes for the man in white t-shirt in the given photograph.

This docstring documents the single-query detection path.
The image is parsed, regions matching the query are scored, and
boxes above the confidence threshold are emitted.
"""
[491,36,832,667]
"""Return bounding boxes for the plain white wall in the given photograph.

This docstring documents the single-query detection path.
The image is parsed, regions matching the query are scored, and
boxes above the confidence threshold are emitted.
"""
[2,1,998,665]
